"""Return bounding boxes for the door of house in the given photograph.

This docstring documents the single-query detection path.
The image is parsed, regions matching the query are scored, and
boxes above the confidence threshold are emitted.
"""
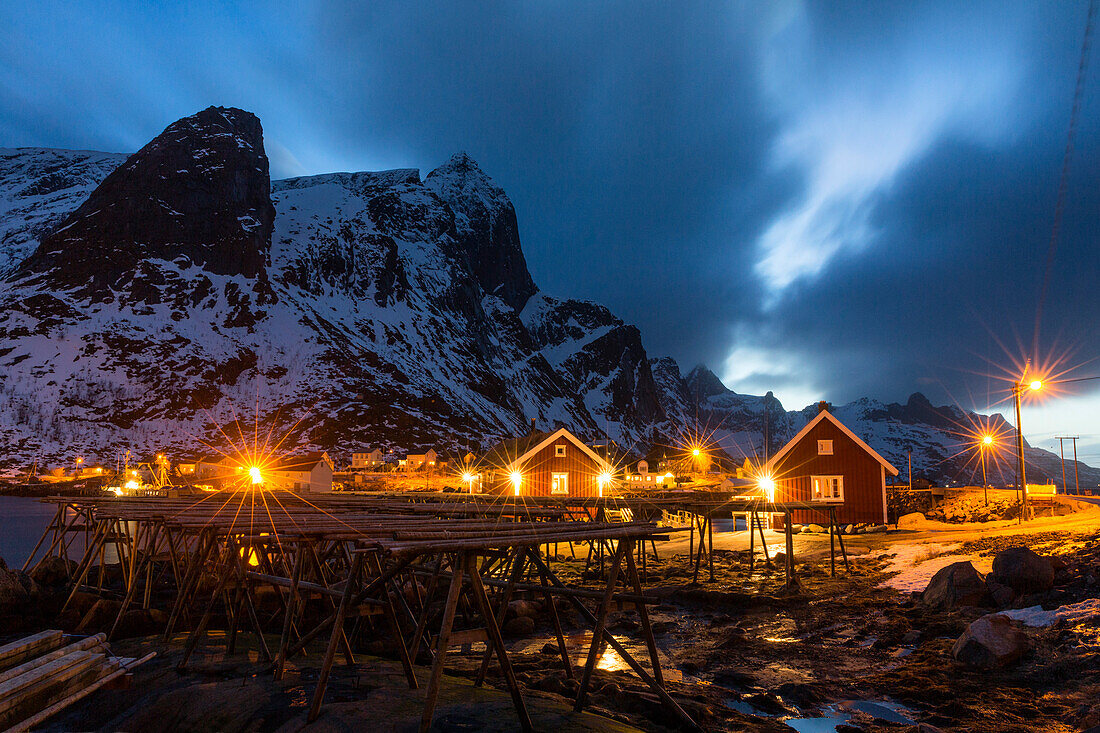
[551,472,569,495]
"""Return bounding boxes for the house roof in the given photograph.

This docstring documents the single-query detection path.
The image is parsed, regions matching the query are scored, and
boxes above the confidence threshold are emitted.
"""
[765,410,900,476]
[272,452,332,471]
[482,428,612,472]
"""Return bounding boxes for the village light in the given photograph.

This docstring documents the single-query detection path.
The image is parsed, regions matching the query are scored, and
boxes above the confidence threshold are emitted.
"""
[978,434,994,506]
[758,475,776,502]
[1012,371,1044,522]
[692,447,701,457]
[597,470,612,497]
[249,466,263,485]
[510,471,522,496]
[462,472,476,493]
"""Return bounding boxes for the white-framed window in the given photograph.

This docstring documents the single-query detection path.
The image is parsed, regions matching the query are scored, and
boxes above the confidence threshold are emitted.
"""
[555,444,566,457]
[811,475,843,501]
[817,440,833,455]
[551,472,569,494]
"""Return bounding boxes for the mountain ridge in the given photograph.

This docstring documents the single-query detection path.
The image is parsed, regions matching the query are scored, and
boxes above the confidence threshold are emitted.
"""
[0,106,1094,487]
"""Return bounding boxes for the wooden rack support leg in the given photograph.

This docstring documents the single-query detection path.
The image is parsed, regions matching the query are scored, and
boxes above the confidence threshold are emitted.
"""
[419,553,465,733]
[308,552,364,723]
[466,553,533,733]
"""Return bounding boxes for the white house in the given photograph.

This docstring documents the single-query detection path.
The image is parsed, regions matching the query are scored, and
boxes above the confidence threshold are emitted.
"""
[267,452,335,493]
[404,449,439,472]
[351,449,384,469]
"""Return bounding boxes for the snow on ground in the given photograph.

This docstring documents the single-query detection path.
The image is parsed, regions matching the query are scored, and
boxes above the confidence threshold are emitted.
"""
[877,541,993,594]
[1002,599,1100,627]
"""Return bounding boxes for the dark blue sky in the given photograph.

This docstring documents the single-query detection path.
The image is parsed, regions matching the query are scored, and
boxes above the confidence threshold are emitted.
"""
[2,1,1099,459]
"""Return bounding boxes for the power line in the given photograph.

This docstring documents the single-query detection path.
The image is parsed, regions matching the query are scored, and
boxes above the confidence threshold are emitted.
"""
[1035,0,1096,354]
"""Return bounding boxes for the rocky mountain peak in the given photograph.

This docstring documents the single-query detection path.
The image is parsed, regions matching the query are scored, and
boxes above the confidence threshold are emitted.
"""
[425,152,537,311]
[684,364,730,403]
[14,106,275,293]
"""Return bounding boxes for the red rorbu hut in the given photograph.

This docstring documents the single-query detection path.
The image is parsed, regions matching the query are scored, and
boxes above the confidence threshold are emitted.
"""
[765,407,898,526]
[481,427,616,498]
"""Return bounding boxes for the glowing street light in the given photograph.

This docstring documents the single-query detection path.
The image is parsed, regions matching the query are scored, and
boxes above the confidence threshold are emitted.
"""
[462,471,476,494]
[510,470,522,497]
[691,447,701,457]
[597,470,612,498]
[249,466,263,485]
[758,475,776,503]
[978,435,994,506]
[1012,372,1044,521]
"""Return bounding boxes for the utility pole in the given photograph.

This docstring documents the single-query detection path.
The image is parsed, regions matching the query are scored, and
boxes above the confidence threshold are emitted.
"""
[1057,436,1081,495]
[908,450,912,491]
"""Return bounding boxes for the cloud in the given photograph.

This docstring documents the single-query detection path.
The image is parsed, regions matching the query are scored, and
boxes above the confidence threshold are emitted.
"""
[752,2,1022,302]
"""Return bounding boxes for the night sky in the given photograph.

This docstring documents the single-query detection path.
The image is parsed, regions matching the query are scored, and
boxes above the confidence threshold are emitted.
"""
[3,2,1099,460]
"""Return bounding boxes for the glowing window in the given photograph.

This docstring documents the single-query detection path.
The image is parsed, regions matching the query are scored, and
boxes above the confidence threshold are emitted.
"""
[811,475,843,501]
[817,440,833,455]
[551,472,569,494]
[555,445,566,457]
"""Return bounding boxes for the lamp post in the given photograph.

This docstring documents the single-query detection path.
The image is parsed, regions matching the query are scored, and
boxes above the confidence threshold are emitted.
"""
[980,435,993,506]
[1012,377,1043,522]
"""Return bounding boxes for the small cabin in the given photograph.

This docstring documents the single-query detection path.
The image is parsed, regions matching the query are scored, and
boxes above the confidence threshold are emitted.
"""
[482,428,615,498]
[404,449,438,472]
[766,409,898,526]
[267,452,335,493]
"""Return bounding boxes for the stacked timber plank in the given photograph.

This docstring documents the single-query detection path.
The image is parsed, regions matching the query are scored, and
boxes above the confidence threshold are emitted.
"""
[0,630,153,732]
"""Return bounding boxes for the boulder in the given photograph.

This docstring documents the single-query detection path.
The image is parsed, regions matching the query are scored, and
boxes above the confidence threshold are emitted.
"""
[897,512,925,528]
[31,556,74,587]
[989,547,1054,596]
[922,561,990,609]
[843,524,855,534]
[951,614,1030,668]
[502,615,535,637]
[986,579,1016,608]
[507,599,540,618]
[866,524,888,533]
[0,558,36,612]
[805,524,826,534]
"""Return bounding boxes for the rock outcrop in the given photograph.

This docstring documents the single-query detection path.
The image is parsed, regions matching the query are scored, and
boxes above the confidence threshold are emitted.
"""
[951,614,1030,668]
[922,561,990,609]
[989,546,1055,597]
[15,106,275,294]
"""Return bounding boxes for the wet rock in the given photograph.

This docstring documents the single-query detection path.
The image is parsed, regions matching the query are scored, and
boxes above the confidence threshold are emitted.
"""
[650,620,676,634]
[507,599,540,618]
[951,613,1030,668]
[989,546,1054,596]
[986,579,1016,608]
[775,681,825,707]
[866,524,888,533]
[31,556,74,587]
[117,678,270,732]
[0,559,34,612]
[805,524,826,533]
[502,615,535,637]
[922,561,990,609]
[712,668,756,688]
[744,691,790,715]
[532,674,568,695]
[901,629,922,644]
[843,524,855,534]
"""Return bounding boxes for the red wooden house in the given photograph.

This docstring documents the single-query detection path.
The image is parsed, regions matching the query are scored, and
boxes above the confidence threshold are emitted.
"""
[482,427,615,498]
[765,409,898,526]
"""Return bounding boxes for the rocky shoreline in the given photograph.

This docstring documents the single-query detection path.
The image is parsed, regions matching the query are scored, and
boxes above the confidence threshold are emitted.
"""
[3,526,1100,731]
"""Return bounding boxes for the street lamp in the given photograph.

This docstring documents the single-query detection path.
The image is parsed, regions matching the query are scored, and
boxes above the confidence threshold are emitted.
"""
[510,471,522,497]
[979,434,993,506]
[1012,377,1043,522]
[462,471,476,494]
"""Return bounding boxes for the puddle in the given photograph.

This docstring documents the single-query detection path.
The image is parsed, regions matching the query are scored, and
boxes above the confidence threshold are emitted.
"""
[784,700,914,732]
[839,700,915,724]
[785,712,850,732]
[511,633,675,675]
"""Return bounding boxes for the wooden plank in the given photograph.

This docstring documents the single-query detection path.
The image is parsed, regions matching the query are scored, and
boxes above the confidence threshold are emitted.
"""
[4,652,155,733]
[0,635,105,687]
[0,633,63,674]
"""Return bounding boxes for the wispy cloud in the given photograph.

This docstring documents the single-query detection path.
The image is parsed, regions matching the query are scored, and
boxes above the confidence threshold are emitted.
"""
[752,2,1021,303]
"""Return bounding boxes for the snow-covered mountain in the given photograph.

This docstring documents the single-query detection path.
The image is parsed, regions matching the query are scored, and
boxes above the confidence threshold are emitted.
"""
[0,105,1095,486]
